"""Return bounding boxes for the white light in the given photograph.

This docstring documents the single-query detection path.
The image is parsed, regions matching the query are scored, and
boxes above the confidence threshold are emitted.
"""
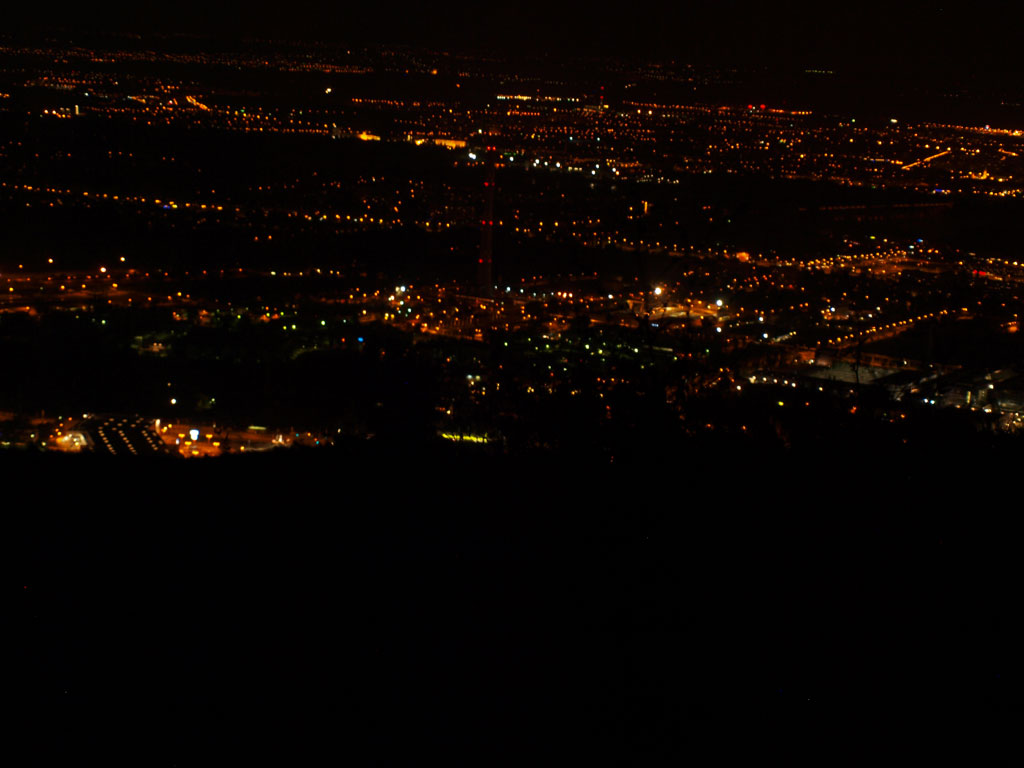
[654,287,662,296]
[190,429,199,441]
[716,299,723,307]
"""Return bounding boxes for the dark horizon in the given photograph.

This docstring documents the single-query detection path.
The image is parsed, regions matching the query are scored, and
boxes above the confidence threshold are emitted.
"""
[10,1,1024,76]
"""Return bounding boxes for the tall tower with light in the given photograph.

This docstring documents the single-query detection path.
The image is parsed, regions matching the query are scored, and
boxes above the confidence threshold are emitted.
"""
[478,147,496,298]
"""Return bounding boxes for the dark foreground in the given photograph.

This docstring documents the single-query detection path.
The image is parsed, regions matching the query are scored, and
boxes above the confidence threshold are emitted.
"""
[9,440,1024,757]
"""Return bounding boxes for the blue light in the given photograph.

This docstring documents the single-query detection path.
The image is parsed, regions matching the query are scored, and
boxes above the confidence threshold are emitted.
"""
[357,337,364,343]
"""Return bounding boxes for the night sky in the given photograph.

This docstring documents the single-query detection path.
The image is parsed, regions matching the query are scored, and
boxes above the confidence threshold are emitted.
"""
[11,1,1024,75]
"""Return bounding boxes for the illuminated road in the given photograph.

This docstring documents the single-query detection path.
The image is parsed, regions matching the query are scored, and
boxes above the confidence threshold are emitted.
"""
[902,149,952,171]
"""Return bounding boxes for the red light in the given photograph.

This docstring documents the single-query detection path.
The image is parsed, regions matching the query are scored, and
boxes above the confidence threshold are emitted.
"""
[760,104,766,110]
